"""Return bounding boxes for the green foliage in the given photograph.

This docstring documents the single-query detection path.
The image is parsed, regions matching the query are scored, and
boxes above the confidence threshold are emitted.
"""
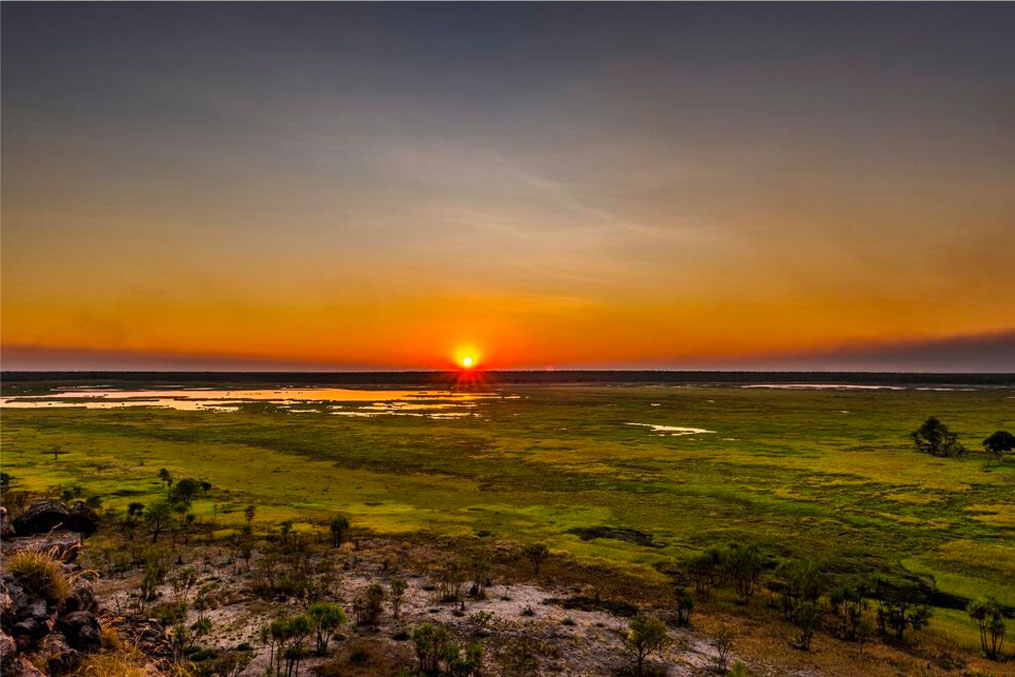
[968,598,1006,659]
[673,585,693,626]
[4,385,1013,654]
[329,513,350,546]
[790,600,821,649]
[776,559,825,620]
[354,582,385,626]
[170,477,202,505]
[624,614,669,676]
[411,623,481,677]
[413,622,452,676]
[982,430,1015,465]
[523,543,549,575]
[869,576,932,641]
[308,601,345,655]
[390,577,408,618]
[725,543,764,603]
[712,625,733,673]
[143,500,172,543]
[912,416,965,457]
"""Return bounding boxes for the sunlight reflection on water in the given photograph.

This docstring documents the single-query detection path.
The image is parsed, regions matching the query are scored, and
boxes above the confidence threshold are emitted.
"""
[0,387,492,418]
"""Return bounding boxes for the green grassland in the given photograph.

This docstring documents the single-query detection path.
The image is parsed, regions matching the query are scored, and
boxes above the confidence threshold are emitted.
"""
[2,384,1013,651]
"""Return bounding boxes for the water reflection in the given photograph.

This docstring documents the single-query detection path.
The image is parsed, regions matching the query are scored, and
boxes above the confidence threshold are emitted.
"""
[0,387,493,418]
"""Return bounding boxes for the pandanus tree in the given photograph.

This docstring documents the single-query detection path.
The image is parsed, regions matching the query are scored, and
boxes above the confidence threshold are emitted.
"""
[968,598,1007,659]
[307,602,345,655]
[329,514,350,547]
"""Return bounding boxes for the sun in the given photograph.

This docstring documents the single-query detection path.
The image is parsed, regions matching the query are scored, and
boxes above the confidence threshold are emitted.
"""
[461,356,474,369]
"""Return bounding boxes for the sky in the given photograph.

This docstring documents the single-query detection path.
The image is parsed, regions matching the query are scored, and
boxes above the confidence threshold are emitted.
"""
[3,3,1014,372]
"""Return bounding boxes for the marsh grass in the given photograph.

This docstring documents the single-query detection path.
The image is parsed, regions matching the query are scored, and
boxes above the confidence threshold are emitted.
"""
[2,384,1013,651]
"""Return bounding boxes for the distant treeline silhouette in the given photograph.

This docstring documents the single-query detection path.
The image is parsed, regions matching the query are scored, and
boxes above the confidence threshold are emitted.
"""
[3,370,1013,387]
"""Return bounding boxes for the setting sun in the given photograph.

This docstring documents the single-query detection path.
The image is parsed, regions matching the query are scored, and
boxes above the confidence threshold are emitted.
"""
[461,356,474,368]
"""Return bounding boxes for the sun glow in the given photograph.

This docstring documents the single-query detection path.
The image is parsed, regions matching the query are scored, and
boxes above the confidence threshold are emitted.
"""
[461,356,474,368]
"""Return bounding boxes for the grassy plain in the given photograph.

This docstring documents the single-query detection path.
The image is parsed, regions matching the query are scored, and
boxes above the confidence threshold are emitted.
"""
[2,382,1013,653]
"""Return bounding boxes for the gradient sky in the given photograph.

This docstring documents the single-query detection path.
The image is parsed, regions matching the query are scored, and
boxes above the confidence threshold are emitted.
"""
[3,3,1014,371]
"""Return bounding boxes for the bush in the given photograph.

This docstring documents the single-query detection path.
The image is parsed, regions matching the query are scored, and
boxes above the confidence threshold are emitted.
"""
[7,549,70,603]
[354,583,385,626]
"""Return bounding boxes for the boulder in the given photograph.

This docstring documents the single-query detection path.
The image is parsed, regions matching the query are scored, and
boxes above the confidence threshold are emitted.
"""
[12,501,98,537]
[1,531,83,563]
[56,610,101,651]
[1,507,11,539]
[38,630,78,674]
[9,656,46,677]
[62,584,96,614]
[10,617,45,649]
[0,629,16,668]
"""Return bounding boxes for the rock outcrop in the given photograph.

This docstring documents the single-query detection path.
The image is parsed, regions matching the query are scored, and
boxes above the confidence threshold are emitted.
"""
[11,501,99,537]
[1,501,103,676]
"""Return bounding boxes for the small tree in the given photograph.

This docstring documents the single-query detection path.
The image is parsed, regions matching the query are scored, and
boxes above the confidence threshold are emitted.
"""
[524,543,549,576]
[968,598,1006,659]
[329,514,349,547]
[390,577,408,618]
[145,500,173,543]
[713,625,734,673]
[687,550,722,593]
[726,544,764,603]
[468,556,491,599]
[244,505,256,528]
[171,478,202,505]
[413,623,452,676]
[777,560,825,620]
[158,468,171,487]
[870,577,931,641]
[790,600,821,650]
[911,416,964,457]
[624,614,669,676]
[829,583,870,640]
[354,582,386,625]
[673,585,694,626]
[308,601,345,655]
[983,431,1015,466]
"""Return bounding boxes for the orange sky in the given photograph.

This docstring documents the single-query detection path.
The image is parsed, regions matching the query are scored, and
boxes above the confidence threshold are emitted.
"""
[2,4,1014,370]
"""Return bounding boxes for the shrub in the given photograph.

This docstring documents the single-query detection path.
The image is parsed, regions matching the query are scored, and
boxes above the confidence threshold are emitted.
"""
[354,583,385,626]
[390,577,408,618]
[524,544,549,575]
[330,514,350,547]
[790,600,820,650]
[713,626,733,673]
[413,623,452,676]
[7,549,70,603]
[673,585,693,626]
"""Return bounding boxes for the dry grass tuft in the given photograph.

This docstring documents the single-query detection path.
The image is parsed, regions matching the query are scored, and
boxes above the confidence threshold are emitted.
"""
[6,549,70,603]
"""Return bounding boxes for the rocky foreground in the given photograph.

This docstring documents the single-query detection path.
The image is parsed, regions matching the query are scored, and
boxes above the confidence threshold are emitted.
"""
[1,502,103,676]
